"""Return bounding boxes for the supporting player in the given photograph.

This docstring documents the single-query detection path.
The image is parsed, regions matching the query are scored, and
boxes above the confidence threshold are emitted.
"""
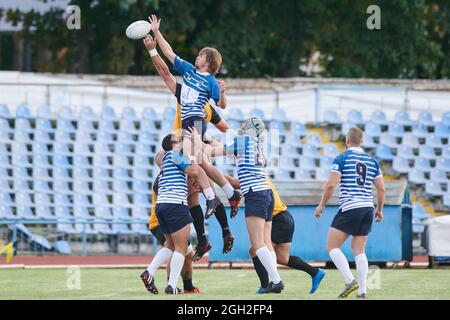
[141,133,214,294]
[143,34,235,260]
[314,127,385,299]
[148,14,242,218]
[225,176,326,294]
[192,117,285,293]
[141,151,200,294]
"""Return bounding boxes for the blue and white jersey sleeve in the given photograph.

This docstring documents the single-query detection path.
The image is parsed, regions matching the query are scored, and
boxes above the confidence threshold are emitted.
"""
[171,150,191,172]
[174,56,195,76]
[331,154,345,175]
[209,77,221,105]
[373,159,382,179]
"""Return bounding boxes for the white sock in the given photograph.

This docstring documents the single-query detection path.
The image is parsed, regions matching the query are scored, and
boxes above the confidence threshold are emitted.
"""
[203,187,215,201]
[147,247,173,275]
[329,248,354,284]
[168,251,185,288]
[185,244,194,256]
[270,250,277,267]
[355,253,368,295]
[256,246,281,284]
[222,183,234,199]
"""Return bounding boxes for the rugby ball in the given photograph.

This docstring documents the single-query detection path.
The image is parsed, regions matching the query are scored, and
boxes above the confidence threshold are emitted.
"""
[125,20,151,40]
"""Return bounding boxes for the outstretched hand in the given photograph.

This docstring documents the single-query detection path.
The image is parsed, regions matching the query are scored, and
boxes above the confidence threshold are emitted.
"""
[149,14,161,32]
[143,34,156,51]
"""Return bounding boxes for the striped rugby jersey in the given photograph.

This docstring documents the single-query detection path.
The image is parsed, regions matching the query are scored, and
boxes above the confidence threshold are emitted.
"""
[156,150,191,205]
[225,135,270,195]
[331,147,382,212]
[173,56,220,121]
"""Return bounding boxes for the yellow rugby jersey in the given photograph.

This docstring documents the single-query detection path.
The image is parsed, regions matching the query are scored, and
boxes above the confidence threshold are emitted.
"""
[267,179,287,216]
[149,190,159,230]
[172,101,214,134]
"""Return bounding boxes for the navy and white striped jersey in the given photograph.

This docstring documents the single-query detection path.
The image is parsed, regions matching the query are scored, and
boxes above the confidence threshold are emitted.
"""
[156,150,191,205]
[331,147,382,212]
[173,56,220,121]
[225,135,270,195]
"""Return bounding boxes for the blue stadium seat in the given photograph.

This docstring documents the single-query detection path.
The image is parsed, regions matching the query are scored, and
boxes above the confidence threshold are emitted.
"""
[132,180,149,194]
[295,169,313,180]
[96,131,115,143]
[34,131,53,144]
[0,192,14,206]
[142,107,159,121]
[347,110,364,125]
[57,118,76,133]
[279,157,296,170]
[79,106,97,120]
[306,133,321,146]
[73,167,92,181]
[54,167,71,181]
[54,193,73,207]
[34,180,52,193]
[114,167,132,181]
[425,134,443,148]
[13,178,31,192]
[13,154,32,168]
[58,106,75,120]
[0,168,10,179]
[132,206,150,219]
[93,193,111,207]
[36,118,55,133]
[364,122,382,138]
[120,119,138,134]
[418,112,434,126]
[323,143,339,158]
[54,155,71,169]
[17,204,35,220]
[13,142,32,155]
[249,108,265,120]
[0,205,15,219]
[74,142,93,156]
[121,107,137,120]
[37,105,54,119]
[33,143,50,156]
[363,135,377,148]
[412,124,428,138]
[272,108,287,122]
[370,110,387,125]
[163,107,176,122]
[54,181,72,194]
[291,122,307,136]
[117,131,134,144]
[315,168,329,180]
[134,155,152,169]
[135,143,155,156]
[115,143,133,156]
[95,142,113,156]
[54,142,71,156]
[434,123,450,139]
[134,193,151,206]
[441,112,450,126]
[323,110,342,124]
[412,204,429,220]
[99,119,116,133]
[425,181,444,196]
[132,167,153,182]
[402,133,420,149]
[113,193,131,208]
[379,133,398,148]
[409,169,426,185]
[140,119,156,132]
[274,169,293,180]
[418,145,436,160]
[74,155,91,168]
[443,146,450,159]
[93,180,111,194]
[392,157,410,174]
[414,157,432,172]
[394,111,414,126]
[299,157,316,170]
[341,122,357,136]
[114,154,132,169]
[0,118,13,132]
[76,130,95,143]
[16,192,33,207]
[302,144,318,158]
[16,105,32,119]
[443,193,450,208]
[55,206,73,219]
[0,104,11,119]
[320,156,334,169]
[92,167,111,181]
[36,205,54,220]
[78,119,96,133]
[430,168,448,183]
[74,180,92,195]
[101,106,117,121]
[281,144,299,157]
[0,129,11,143]
[397,145,415,160]
[34,167,52,180]
[94,155,113,169]
[15,118,33,132]
[14,130,31,142]
[269,120,286,136]
[0,154,12,169]
[0,179,12,192]
[74,194,93,209]
[388,122,405,138]
[436,158,450,172]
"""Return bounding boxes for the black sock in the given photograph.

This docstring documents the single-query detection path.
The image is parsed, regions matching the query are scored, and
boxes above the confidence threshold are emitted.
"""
[190,205,207,246]
[288,255,319,277]
[183,278,194,291]
[214,203,230,237]
[252,256,269,289]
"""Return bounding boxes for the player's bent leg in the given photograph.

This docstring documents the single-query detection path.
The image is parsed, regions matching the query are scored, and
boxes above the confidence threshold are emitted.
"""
[352,236,369,298]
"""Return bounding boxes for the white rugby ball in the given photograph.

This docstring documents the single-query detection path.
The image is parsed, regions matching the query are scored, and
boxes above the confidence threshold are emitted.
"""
[126,20,151,40]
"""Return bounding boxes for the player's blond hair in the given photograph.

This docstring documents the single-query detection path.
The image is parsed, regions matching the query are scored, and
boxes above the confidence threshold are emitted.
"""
[347,127,364,145]
[199,47,222,75]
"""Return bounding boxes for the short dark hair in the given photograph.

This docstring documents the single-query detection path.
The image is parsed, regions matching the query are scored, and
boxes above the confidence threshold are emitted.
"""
[162,134,176,151]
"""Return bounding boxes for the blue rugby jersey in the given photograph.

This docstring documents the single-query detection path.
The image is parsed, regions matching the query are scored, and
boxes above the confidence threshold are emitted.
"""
[173,56,220,121]
[331,147,382,212]
[156,150,191,205]
[224,135,270,195]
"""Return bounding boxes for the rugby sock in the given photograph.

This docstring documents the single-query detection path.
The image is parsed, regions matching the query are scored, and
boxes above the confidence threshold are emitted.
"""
[256,246,281,284]
[168,251,185,288]
[214,203,231,237]
[270,250,277,267]
[355,253,368,295]
[252,256,269,288]
[222,183,234,199]
[203,187,215,201]
[182,278,195,291]
[329,248,354,284]
[287,255,319,277]
[147,247,173,275]
[190,205,207,246]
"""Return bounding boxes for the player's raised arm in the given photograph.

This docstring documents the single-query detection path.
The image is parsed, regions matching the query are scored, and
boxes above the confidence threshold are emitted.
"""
[149,14,176,64]
[143,34,176,94]
[218,80,228,109]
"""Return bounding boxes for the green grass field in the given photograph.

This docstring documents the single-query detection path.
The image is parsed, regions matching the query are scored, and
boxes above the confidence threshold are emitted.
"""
[0,268,449,300]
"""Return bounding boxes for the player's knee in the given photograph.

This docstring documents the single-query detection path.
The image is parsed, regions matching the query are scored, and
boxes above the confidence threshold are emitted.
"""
[276,252,289,265]
[248,246,256,258]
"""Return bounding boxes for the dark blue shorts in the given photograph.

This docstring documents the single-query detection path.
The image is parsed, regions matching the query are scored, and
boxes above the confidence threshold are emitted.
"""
[150,226,166,245]
[156,203,193,235]
[182,116,207,140]
[244,189,274,222]
[272,210,295,244]
[331,207,374,236]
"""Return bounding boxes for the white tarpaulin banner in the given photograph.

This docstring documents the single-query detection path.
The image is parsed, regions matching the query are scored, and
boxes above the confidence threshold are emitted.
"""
[424,215,450,257]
